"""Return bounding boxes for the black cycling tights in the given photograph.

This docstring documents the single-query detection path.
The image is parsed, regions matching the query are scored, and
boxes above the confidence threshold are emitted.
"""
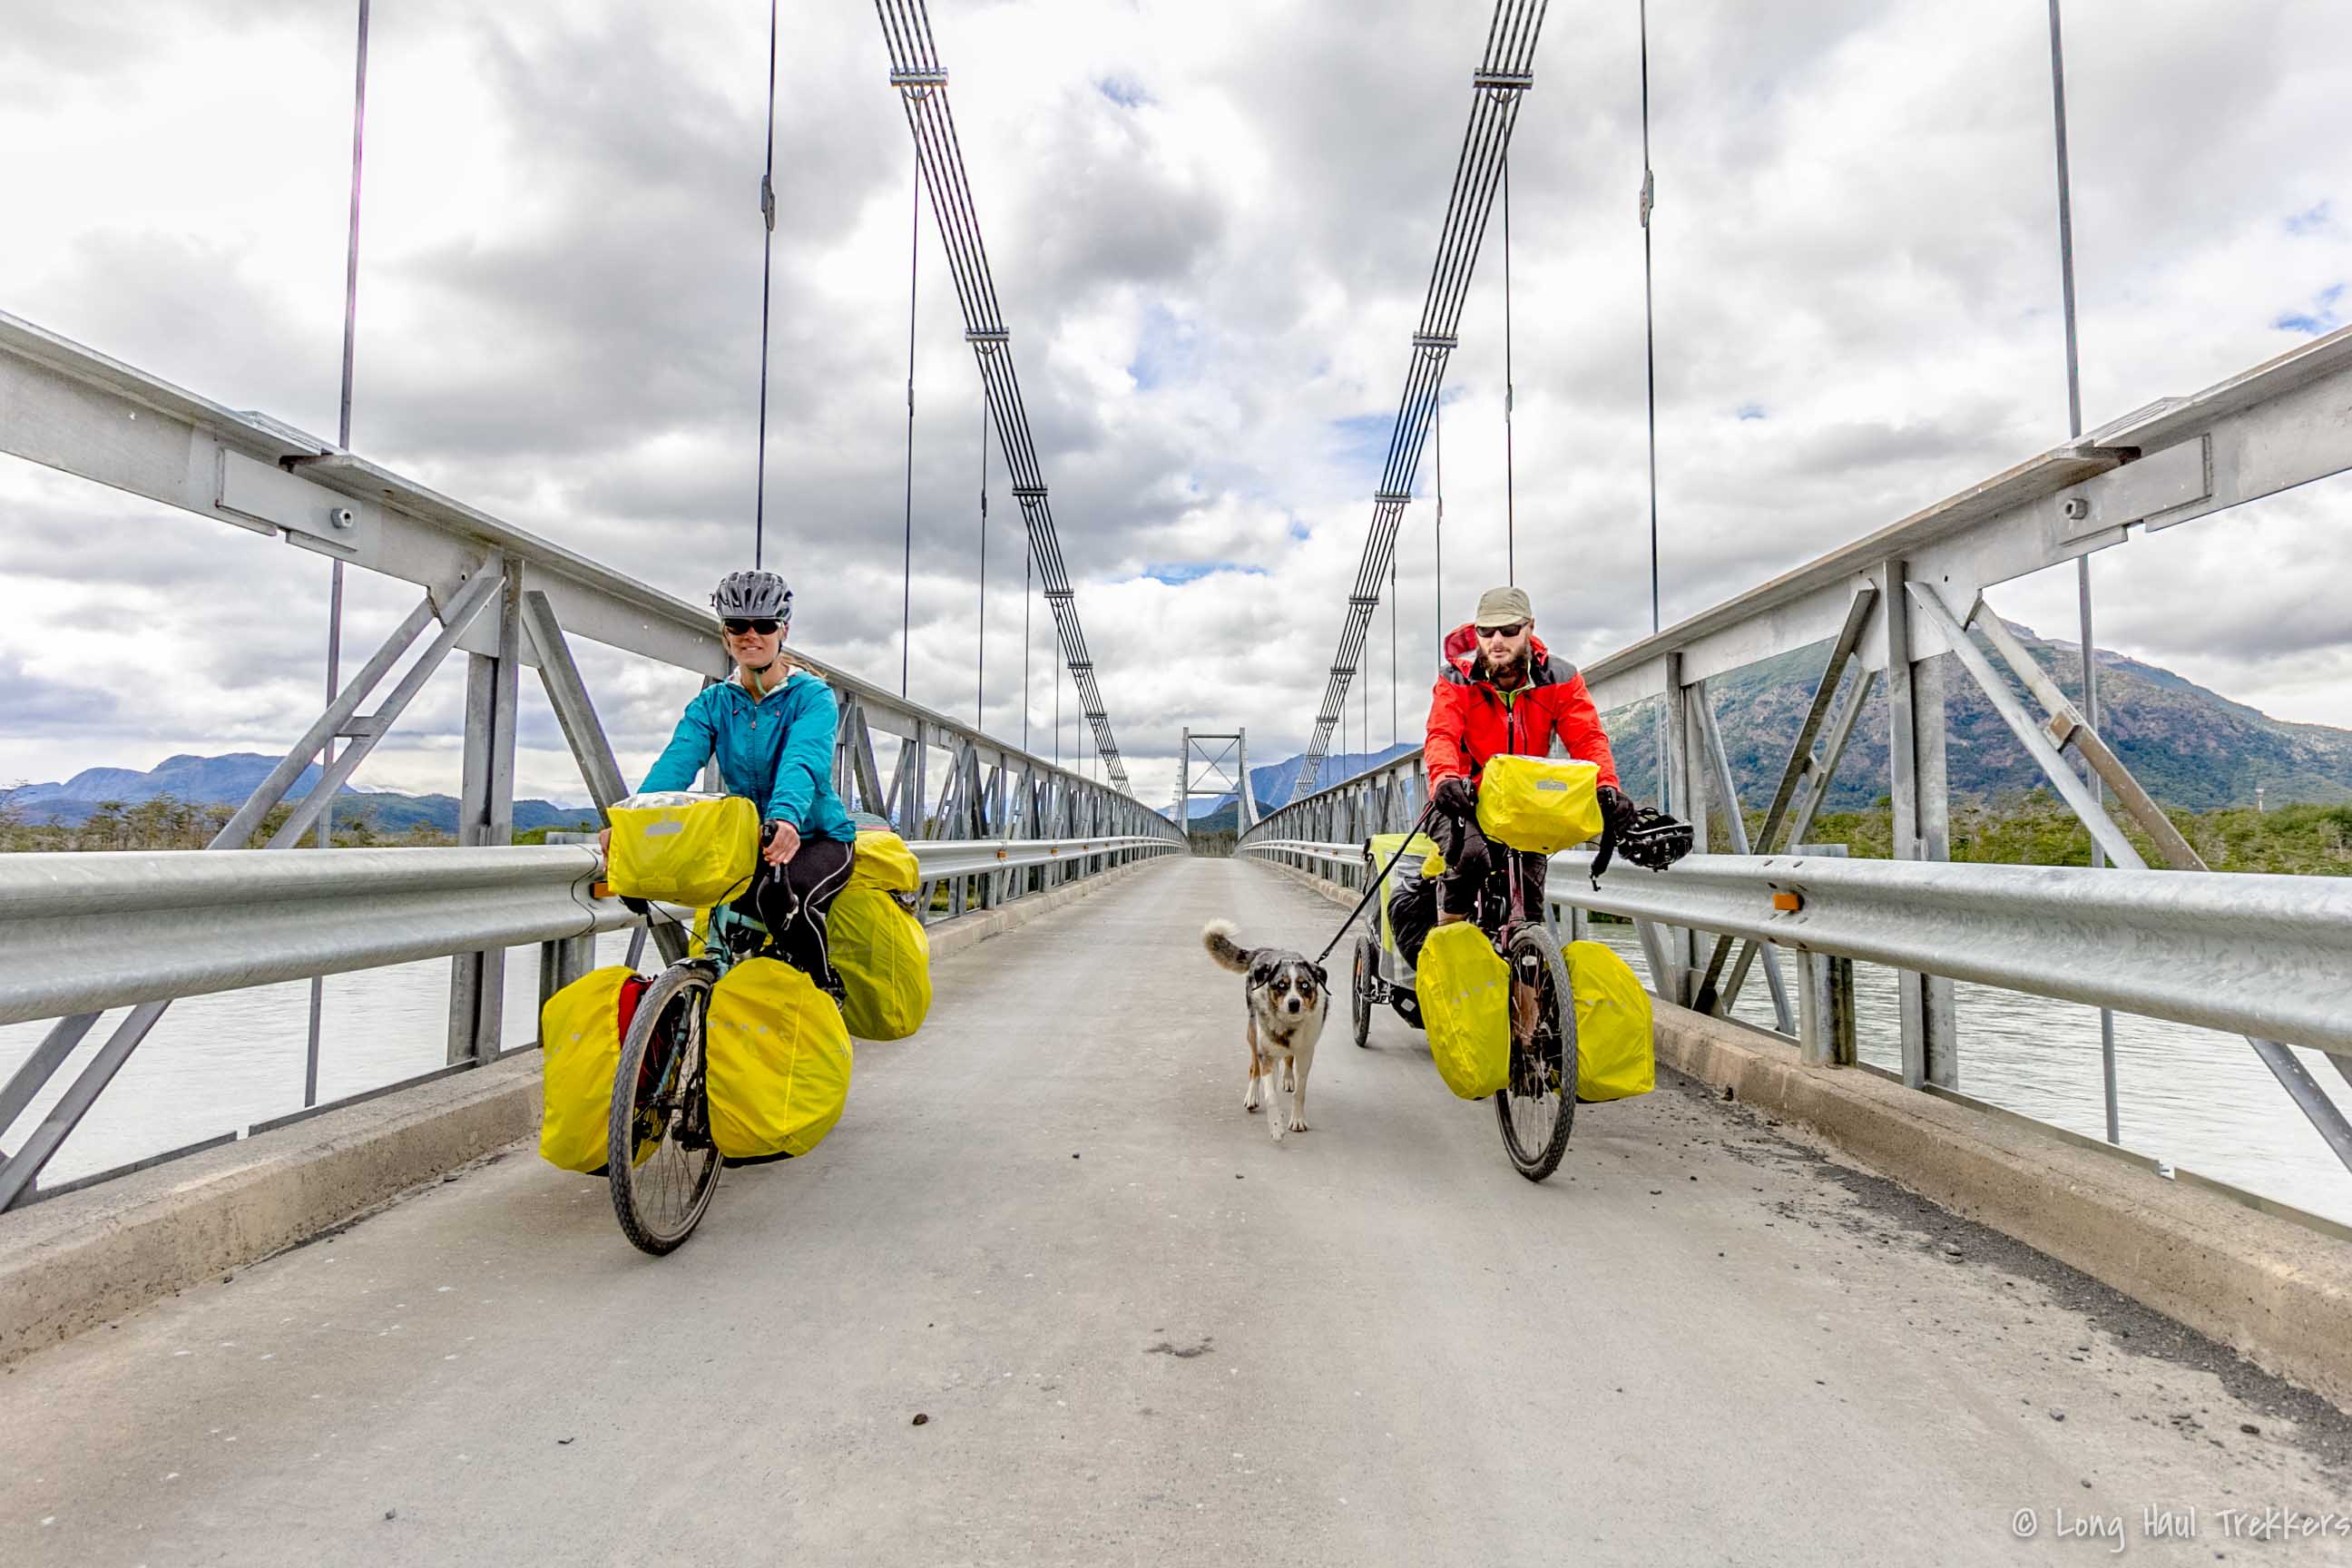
[734,836,855,993]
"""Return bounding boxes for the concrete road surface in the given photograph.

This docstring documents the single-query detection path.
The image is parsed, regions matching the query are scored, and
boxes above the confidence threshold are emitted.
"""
[4,857,2347,1565]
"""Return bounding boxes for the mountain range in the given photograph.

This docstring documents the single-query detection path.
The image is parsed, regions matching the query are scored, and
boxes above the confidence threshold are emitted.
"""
[2,753,598,836]
[1185,623,2352,827]
[10,624,2348,838]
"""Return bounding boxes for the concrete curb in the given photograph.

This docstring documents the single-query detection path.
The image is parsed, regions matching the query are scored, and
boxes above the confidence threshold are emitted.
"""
[0,852,1179,1364]
[1248,855,2352,1406]
[1649,1005,2352,1408]
[0,1057,545,1366]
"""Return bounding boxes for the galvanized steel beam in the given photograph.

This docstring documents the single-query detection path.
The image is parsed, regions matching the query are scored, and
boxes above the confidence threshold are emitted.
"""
[1237,842,2352,1061]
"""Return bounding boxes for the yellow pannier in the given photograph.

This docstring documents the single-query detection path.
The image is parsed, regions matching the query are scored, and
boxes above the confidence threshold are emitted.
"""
[705,957,854,1160]
[830,886,932,1042]
[607,791,760,907]
[846,826,921,896]
[1568,940,1655,1102]
[1475,755,1603,855]
[1416,922,1510,1099]
[538,965,646,1173]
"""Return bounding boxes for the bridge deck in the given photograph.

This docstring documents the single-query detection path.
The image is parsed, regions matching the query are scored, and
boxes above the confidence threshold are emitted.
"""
[3,858,2343,1564]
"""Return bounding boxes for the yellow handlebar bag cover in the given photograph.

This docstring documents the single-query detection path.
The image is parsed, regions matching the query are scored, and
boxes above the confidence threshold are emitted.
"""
[539,965,647,1173]
[1416,922,1510,1099]
[830,886,932,1041]
[1475,755,1603,855]
[846,825,921,896]
[705,956,854,1159]
[607,792,760,907]
[1568,940,1654,1102]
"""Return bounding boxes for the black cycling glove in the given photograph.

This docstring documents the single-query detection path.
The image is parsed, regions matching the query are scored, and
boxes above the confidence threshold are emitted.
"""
[1596,783,1639,833]
[1432,776,1478,820]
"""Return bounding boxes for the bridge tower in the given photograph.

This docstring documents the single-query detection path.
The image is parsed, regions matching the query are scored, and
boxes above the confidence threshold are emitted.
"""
[1175,728,1256,840]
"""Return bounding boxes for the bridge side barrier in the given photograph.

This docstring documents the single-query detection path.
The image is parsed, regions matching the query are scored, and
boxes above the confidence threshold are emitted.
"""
[1237,839,2352,1063]
[0,836,1177,1206]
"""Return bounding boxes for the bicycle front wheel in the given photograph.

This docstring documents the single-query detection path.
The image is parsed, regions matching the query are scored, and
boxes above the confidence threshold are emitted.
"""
[1494,923,1577,1181]
[608,964,722,1255]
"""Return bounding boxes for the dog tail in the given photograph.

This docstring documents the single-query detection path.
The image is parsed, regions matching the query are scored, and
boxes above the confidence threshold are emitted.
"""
[1201,919,1253,974]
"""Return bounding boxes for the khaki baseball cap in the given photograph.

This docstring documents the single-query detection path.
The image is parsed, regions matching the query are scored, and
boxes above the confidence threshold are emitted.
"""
[1475,585,1534,627]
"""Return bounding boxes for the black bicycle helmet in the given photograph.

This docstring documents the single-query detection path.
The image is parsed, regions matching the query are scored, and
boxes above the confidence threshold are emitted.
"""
[711,569,792,622]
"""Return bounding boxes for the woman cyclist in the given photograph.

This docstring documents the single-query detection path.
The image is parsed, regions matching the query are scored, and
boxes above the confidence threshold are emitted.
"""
[609,569,858,988]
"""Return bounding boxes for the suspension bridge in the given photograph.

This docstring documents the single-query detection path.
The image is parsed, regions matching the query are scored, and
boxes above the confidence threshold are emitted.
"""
[4,1,2352,1562]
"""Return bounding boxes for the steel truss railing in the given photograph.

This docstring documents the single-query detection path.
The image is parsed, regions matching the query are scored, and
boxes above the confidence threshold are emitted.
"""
[873,0,1132,791]
[0,830,1173,1209]
[0,308,1181,1210]
[1295,0,1549,794]
[1240,838,2352,1066]
[1243,320,2352,1179]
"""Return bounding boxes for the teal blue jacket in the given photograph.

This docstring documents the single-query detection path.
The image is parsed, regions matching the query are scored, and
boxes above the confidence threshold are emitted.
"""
[639,671,856,843]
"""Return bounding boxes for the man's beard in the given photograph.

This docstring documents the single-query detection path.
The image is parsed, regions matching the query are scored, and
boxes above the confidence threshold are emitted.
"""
[1484,647,1526,681]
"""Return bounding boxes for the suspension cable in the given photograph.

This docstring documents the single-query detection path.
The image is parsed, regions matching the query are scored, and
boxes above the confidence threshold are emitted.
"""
[875,0,1137,789]
[310,0,370,1110]
[1503,148,1516,586]
[976,395,987,727]
[1294,0,1546,791]
[1639,0,1660,634]
[755,0,779,569]
[1023,540,1032,754]
[899,142,919,698]
[1435,392,1444,654]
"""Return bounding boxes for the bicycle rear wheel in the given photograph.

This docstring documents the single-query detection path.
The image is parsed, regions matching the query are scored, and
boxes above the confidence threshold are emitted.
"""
[1351,935,1377,1047]
[1494,923,1577,1181]
[608,964,722,1255]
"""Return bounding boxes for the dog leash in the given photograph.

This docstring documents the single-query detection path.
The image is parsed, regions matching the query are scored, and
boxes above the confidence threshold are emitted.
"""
[1313,803,1440,967]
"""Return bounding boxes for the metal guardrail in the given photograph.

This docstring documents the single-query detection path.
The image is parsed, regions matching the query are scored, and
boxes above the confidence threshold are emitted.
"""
[1238,839,2352,1061]
[0,835,1177,1206]
[0,837,1177,1031]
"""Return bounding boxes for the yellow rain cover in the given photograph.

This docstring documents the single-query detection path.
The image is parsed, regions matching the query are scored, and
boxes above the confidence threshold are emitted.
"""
[1569,940,1655,1102]
[1417,923,1510,1100]
[830,886,932,1041]
[607,792,760,907]
[1475,755,1603,855]
[846,826,922,896]
[538,965,636,1173]
[705,957,854,1159]
[1367,831,1441,953]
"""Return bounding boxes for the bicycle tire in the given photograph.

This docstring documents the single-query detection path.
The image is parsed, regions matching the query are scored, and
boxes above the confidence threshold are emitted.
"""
[608,964,723,1255]
[1494,923,1577,1181]
[1351,935,1377,1047]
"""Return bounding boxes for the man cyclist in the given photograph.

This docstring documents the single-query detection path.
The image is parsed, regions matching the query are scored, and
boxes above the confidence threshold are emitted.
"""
[1424,585,1636,930]
[605,569,858,987]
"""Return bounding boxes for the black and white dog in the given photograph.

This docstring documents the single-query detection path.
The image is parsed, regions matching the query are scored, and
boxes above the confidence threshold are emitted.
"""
[1201,920,1328,1142]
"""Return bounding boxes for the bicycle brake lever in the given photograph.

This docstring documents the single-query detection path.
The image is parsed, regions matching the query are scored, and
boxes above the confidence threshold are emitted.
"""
[1589,815,1618,891]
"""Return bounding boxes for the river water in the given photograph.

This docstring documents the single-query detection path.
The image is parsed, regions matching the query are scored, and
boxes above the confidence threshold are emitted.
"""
[5,926,2347,1229]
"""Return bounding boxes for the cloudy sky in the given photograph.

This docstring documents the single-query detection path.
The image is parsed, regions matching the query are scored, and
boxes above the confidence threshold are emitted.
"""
[3,0,2347,810]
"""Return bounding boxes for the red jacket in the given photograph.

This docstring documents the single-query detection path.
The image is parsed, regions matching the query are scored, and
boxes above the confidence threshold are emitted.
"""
[1426,623,1621,791]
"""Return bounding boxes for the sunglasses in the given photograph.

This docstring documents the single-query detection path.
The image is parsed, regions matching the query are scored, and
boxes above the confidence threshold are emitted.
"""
[1476,622,1527,639]
[722,618,781,636]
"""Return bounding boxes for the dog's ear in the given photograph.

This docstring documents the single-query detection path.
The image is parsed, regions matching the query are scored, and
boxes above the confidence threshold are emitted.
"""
[1247,961,1274,988]
[1308,964,1328,989]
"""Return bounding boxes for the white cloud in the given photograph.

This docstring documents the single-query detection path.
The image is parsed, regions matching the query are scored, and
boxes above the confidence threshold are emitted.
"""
[3,0,2348,810]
